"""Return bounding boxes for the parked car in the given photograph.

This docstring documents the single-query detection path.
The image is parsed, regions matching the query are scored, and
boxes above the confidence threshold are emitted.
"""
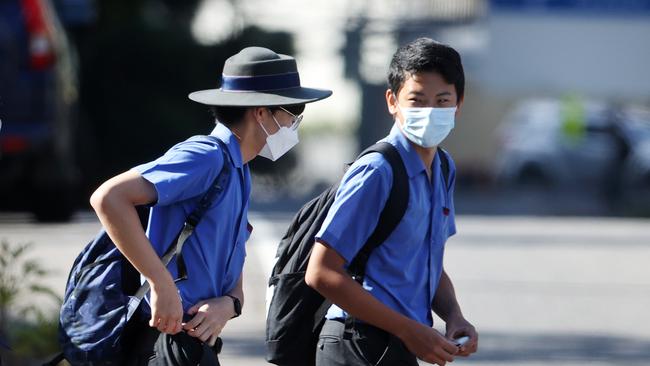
[495,98,650,210]
[0,0,79,221]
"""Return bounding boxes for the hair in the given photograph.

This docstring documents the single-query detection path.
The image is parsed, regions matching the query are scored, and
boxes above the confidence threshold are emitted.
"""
[210,104,306,127]
[210,106,248,127]
[388,37,465,101]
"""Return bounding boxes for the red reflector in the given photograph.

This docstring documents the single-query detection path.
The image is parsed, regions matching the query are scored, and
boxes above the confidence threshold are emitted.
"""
[21,0,56,69]
[0,136,30,153]
[29,33,55,69]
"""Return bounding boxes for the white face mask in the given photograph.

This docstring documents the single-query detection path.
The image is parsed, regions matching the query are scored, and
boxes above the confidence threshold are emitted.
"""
[397,104,456,148]
[258,114,299,161]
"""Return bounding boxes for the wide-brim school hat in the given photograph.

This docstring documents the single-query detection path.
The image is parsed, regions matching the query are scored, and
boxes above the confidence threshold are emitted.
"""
[189,47,332,107]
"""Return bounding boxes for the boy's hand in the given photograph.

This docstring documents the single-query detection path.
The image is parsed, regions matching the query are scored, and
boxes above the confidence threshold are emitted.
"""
[445,316,478,357]
[183,296,235,346]
[149,276,183,334]
[399,322,458,366]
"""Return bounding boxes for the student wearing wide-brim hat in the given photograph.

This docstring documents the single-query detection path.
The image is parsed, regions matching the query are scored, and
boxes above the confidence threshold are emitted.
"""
[90,46,331,365]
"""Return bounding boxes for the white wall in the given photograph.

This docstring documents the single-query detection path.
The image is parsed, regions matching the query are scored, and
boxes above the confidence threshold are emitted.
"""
[478,13,650,101]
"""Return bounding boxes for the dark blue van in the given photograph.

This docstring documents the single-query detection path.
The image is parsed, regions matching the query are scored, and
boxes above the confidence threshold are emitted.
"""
[0,0,79,221]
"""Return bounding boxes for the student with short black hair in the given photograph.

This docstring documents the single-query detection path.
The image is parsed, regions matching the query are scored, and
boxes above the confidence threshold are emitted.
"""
[90,46,331,365]
[306,37,478,366]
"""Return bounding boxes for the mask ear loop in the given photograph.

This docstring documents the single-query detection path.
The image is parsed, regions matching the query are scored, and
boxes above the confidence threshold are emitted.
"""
[260,109,283,136]
[258,120,271,137]
[270,114,283,129]
[392,94,400,111]
[259,108,277,136]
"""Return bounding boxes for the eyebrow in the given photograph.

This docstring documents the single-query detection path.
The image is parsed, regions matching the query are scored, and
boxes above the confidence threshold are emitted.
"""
[407,91,425,97]
[407,91,452,97]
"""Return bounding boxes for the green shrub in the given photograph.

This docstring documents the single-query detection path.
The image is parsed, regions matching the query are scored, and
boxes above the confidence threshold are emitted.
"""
[0,240,61,365]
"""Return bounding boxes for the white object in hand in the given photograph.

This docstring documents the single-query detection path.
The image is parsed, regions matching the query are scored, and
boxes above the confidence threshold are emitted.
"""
[454,336,470,347]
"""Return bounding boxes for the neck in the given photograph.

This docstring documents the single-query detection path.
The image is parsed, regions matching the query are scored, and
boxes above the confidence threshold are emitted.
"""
[231,121,268,164]
[412,141,437,174]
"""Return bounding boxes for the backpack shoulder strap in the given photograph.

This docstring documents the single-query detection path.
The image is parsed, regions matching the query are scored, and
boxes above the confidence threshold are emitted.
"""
[170,138,232,282]
[437,147,451,191]
[186,138,232,226]
[347,142,409,281]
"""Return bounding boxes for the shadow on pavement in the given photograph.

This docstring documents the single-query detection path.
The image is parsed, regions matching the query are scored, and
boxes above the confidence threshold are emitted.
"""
[220,331,650,363]
[459,332,650,363]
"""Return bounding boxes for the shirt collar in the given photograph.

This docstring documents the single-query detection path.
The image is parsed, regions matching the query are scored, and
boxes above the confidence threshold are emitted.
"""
[385,123,427,178]
[210,122,244,168]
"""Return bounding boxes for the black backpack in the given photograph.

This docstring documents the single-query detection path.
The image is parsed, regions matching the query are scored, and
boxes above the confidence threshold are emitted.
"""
[265,142,450,366]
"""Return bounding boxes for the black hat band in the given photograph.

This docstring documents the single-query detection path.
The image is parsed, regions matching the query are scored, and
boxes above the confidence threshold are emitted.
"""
[221,72,300,92]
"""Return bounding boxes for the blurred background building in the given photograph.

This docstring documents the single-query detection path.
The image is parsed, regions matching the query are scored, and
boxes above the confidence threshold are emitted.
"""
[2,0,650,220]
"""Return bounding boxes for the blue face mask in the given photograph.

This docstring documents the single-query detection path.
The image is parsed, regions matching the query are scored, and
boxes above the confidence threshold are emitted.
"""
[397,104,457,147]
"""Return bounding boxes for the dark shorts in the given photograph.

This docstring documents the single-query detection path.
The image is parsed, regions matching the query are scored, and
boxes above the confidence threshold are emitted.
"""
[316,319,418,366]
[123,322,221,366]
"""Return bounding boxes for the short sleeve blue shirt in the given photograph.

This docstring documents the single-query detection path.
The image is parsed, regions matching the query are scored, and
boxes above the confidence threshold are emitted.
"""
[132,123,251,316]
[315,123,457,326]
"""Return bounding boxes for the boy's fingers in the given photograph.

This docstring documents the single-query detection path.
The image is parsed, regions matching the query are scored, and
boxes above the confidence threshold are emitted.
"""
[183,313,205,330]
[170,318,183,334]
[156,318,169,332]
[188,301,205,315]
[208,334,218,347]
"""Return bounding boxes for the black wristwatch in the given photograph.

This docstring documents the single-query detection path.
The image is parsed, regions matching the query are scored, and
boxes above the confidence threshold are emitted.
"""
[225,295,241,318]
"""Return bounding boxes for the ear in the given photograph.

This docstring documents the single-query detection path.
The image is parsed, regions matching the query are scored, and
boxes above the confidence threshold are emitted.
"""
[386,89,398,116]
[251,107,267,124]
[455,96,464,119]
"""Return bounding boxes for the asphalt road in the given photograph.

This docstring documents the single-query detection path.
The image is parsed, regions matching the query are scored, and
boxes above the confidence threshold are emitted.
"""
[1,211,649,366]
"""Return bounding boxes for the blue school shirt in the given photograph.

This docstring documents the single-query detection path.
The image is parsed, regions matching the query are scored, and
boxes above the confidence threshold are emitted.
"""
[133,123,251,316]
[315,123,457,326]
